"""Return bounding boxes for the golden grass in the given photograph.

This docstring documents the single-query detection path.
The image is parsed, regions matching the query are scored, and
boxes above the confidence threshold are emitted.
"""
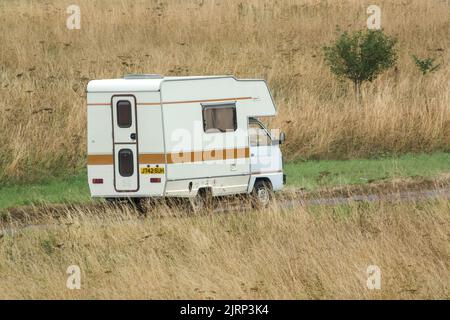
[0,199,448,299]
[0,0,449,182]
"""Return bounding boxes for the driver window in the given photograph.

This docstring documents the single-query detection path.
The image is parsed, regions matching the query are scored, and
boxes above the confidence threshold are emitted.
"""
[249,122,271,146]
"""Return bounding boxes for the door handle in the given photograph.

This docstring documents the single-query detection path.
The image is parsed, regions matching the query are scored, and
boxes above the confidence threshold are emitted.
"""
[130,133,136,140]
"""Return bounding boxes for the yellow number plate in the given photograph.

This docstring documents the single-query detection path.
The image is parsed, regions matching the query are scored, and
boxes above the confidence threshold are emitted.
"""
[141,167,165,174]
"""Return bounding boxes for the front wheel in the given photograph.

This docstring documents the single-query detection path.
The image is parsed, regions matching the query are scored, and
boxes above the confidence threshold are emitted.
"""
[251,180,273,208]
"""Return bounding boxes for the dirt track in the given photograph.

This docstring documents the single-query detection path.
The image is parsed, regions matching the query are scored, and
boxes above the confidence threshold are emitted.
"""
[1,175,449,235]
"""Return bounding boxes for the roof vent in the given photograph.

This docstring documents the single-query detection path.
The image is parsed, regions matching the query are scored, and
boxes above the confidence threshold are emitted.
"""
[123,74,163,79]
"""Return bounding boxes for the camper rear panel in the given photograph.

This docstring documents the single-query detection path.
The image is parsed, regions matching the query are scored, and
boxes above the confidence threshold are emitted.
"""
[87,91,166,197]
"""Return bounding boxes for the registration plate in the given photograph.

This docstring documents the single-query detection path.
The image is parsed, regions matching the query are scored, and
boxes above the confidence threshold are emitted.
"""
[141,167,165,174]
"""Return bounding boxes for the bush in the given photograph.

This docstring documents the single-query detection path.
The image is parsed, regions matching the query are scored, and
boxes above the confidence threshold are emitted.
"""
[324,30,397,102]
[412,55,440,75]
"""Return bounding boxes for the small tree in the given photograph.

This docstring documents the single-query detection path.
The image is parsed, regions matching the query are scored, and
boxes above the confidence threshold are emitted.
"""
[412,55,440,75]
[324,29,397,102]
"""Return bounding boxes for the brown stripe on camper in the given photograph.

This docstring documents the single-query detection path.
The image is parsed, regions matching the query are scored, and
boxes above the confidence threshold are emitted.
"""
[87,154,114,165]
[252,169,283,175]
[167,147,249,164]
[87,148,249,165]
[139,153,166,164]
[137,96,253,106]
[88,97,253,107]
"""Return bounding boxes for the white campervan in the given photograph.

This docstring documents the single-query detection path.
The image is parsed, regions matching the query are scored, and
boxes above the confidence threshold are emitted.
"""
[87,74,285,209]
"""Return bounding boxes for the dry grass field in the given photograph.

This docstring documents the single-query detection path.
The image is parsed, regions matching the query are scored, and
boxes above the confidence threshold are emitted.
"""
[0,199,448,299]
[0,0,449,301]
[0,0,449,183]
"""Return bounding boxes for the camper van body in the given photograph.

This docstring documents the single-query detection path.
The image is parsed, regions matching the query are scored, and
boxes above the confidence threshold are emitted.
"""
[87,75,284,201]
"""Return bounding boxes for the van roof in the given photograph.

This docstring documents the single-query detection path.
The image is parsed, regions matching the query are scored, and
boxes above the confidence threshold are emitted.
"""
[87,75,232,92]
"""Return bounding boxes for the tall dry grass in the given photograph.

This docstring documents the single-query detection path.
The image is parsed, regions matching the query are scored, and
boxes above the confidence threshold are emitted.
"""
[0,0,449,182]
[0,199,448,299]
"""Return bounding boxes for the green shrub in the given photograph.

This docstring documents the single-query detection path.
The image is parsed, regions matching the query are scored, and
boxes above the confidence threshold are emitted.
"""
[412,55,440,75]
[324,29,397,102]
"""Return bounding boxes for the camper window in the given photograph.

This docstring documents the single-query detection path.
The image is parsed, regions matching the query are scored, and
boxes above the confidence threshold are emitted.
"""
[116,100,132,128]
[202,104,237,133]
[118,149,134,177]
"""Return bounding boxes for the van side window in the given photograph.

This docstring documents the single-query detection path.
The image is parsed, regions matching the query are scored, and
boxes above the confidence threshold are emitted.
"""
[118,149,134,177]
[116,100,132,128]
[202,104,237,133]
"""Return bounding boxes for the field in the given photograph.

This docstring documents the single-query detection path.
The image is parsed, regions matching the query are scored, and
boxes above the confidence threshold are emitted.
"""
[0,200,449,299]
[0,0,449,300]
[0,0,449,183]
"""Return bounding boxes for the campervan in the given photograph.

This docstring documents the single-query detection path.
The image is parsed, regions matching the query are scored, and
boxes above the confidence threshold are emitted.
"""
[87,75,285,208]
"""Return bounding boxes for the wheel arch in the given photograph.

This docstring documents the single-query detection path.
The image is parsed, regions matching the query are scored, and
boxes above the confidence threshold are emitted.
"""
[196,186,213,197]
[249,176,273,193]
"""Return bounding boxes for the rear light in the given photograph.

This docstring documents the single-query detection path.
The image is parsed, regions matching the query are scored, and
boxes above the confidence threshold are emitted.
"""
[150,177,161,183]
[92,178,103,184]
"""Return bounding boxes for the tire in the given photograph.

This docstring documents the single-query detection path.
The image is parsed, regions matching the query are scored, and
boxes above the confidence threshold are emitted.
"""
[130,197,147,215]
[189,188,213,213]
[105,197,119,205]
[252,180,273,208]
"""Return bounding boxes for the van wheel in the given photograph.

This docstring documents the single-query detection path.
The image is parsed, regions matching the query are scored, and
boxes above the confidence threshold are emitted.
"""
[189,188,213,213]
[252,180,272,208]
[130,198,147,215]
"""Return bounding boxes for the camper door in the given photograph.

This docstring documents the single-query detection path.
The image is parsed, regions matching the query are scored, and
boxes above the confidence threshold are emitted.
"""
[111,95,139,192]
[249,120,275,174]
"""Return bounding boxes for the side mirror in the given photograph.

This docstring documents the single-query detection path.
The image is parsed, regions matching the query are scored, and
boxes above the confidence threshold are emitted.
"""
[279,132,286,144]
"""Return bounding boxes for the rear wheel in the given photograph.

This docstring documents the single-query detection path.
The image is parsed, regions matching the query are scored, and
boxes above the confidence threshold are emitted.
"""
[189,188,213,213]
[252,180,273,208]
[130,197,147,215]
[104,197,147,215]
